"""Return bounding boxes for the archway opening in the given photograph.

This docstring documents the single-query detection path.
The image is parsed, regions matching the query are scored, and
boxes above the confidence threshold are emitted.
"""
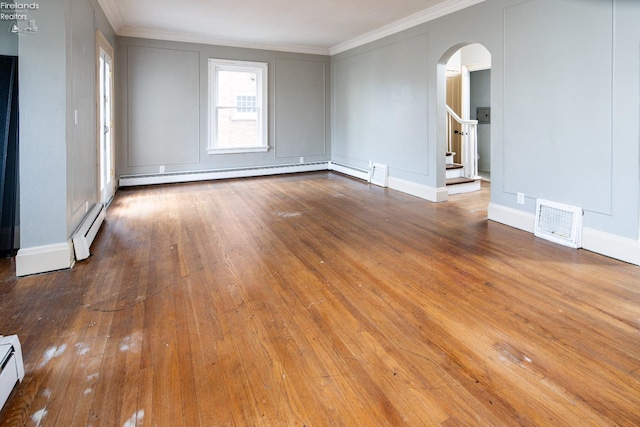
[438,43,491,201]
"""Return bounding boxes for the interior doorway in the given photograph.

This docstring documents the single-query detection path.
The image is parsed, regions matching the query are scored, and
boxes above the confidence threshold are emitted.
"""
[440,43,491,197]
[97,31,115,206]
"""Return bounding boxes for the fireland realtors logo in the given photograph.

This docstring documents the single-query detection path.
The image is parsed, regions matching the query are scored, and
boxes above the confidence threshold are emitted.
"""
[1,2,39,21]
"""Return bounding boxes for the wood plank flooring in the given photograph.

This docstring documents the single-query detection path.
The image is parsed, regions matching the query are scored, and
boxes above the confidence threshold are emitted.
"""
[1,172,639,426]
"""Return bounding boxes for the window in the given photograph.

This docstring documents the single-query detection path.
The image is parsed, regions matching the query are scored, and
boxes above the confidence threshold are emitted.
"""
[208,59,268,154]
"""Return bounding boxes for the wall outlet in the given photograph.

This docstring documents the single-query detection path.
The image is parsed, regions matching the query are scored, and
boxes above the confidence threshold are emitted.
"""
[368,160,373,169]
[159,165,165,173]
[299,157,304,164]
[517,192,525,205]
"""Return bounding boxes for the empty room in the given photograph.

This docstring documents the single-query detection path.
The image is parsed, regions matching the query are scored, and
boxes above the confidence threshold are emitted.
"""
[1,0,639,425]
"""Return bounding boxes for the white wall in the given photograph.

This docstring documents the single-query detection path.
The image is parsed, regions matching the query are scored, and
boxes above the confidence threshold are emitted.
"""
[461,44,491,70]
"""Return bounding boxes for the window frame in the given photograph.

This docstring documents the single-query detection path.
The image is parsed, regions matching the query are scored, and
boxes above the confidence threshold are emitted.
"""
[208,59,268,154]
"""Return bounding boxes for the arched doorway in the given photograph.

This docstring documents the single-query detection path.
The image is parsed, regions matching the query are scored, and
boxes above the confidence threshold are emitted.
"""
[438,43,491,198]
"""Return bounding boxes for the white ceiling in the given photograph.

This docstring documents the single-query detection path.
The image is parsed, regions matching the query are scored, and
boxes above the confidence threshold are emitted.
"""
[98,0,485,55]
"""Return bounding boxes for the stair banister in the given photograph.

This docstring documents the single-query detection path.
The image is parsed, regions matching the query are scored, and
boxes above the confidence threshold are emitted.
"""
[445,105,479,178]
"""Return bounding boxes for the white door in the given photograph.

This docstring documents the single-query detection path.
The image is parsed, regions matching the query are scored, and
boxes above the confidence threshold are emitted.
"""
[99,48,114,205]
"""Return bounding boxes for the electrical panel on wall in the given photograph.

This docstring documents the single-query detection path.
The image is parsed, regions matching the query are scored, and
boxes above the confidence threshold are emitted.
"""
[476,107,490,124]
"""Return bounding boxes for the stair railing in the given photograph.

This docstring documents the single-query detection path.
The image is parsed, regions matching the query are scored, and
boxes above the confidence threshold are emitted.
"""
[446,105,479,179]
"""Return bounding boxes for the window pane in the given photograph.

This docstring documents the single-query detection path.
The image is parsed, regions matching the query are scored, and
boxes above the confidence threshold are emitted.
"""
[236,95,257,113]
[217,107,258,148]
[217,70,257,106]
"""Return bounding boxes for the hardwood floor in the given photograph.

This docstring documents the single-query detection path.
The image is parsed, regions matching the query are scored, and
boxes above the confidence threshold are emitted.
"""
[1,172,639,426]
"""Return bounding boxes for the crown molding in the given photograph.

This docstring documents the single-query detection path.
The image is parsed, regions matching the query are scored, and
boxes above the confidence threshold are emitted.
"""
[117,27,331,56]
[98,0,483,56]
[329,0,487,55]
[97,0,124,32]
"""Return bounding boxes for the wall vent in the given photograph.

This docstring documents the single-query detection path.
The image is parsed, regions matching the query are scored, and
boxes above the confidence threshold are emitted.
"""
[534,199,583,248]
[370,163,388,187]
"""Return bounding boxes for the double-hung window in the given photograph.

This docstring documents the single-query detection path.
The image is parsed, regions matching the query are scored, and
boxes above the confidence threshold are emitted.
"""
[208,59,268,154]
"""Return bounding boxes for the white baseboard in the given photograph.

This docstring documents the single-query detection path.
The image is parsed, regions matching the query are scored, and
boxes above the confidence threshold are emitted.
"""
[582,227,640,266]
[388,176,448,203]
[16,241,74,277]
[119,162,330,187]
[328,161,370,181]
[488,202,535,233]
[488,202,640,266]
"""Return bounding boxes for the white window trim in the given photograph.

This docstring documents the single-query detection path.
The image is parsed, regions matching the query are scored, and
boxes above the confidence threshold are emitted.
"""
[208,59,268,155]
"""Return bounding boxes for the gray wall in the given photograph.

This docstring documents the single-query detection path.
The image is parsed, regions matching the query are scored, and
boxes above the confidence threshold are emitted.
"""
[0,20,18,56]
[117,37,331,177]
[332,0,640,241]
[470,69,490,173]
[332,30,430,184]
[19,0,115,250]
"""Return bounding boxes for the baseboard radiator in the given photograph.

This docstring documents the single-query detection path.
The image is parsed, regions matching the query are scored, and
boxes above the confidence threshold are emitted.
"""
[119,162,330,187]
[72,203,106,261]
[0,335,24,411]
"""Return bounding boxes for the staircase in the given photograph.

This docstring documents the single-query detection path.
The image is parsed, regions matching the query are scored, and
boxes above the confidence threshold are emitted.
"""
[445,105,482,195]
[446,152,481,195]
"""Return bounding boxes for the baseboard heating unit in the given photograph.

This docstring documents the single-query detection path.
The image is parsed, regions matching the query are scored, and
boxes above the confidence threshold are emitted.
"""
[0,335,24,411]
[72,203,106,261]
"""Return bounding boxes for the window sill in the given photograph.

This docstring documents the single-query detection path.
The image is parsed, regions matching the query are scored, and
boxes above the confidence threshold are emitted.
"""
[208,146,269,155]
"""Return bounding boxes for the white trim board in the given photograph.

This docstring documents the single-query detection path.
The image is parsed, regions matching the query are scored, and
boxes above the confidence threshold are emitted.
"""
[329,0,487,55]
[581,228,640,266]
[120,161,448,204]
[327,163,448,203]
[119,163,330,187]
[16,241,74,277]
[102,0,483,56]
[117,27,330,56]
[487,203,534,233]
[388,177,448,203]
[96,0,124,31]
[488,203,640,266]
[328,162,370,181]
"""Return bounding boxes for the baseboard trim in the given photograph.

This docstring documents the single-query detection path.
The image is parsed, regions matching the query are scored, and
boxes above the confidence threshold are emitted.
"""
[16,241,74,277]
[488,202,535,233]
[582,227,640,266]
[388,177,448,203]
[328,161,370,181]
[119,162,330,187]
[488,202,640,266]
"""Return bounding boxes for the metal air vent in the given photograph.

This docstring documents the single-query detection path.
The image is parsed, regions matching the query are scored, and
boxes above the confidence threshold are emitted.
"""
[534,199,583,248]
